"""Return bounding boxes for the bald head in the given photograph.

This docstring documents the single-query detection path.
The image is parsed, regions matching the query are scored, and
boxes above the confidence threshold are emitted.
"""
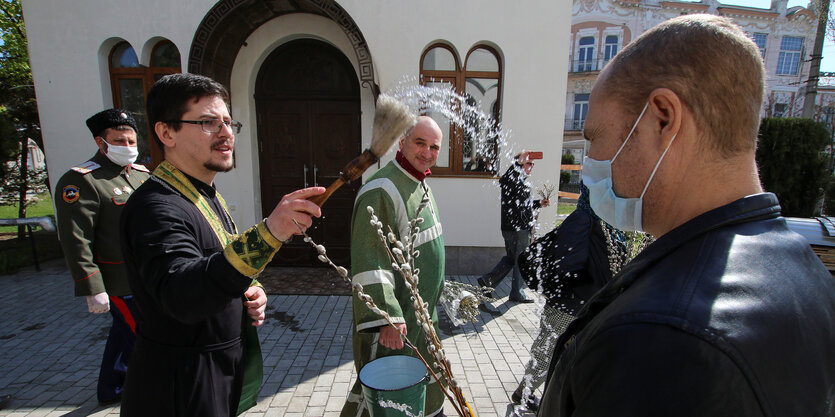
[601,14,765,155]
[400,116,443,173]
[409,116,442,140]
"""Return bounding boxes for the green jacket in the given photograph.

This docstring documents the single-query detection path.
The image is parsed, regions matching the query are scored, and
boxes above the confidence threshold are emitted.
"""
[343,159,446,417]
[55,152,150,296]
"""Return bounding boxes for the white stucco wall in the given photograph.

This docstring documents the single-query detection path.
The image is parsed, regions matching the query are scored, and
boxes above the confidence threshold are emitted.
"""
[23,0,571,247]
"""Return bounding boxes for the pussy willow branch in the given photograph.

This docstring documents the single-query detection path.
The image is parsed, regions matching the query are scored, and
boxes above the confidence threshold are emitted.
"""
[536,182,556,201]
[367,191,471,417]
[291,220,467,417]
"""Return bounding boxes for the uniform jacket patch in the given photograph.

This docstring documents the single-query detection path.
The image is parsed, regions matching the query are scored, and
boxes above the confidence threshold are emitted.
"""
[62,185,80,203]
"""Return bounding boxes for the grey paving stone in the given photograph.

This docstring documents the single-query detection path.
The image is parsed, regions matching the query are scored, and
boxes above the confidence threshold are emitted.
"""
[1,263,545,417]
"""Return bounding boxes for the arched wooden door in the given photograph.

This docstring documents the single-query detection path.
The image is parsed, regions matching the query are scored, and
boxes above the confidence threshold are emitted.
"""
[255,39,361,267]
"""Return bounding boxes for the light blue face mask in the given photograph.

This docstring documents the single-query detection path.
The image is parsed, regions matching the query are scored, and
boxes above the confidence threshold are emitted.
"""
[582,102,677,232]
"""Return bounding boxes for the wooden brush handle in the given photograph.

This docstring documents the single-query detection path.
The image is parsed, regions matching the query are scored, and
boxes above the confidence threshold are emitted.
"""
[307,149,379,207]
[341,149,379,183]
[309,178,344,207]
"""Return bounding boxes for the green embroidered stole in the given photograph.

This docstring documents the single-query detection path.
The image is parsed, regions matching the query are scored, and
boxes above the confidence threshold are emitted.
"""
[153,160,264,415]
[154,160,237,242]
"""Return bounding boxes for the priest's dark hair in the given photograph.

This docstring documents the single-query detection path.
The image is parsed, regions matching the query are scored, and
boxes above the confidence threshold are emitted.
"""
[146,73,229,155]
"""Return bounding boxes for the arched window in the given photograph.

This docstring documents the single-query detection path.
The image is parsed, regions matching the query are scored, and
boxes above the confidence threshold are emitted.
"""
[463,46,501,174]
[109,40,181,168]
[420,44,459,175]
[419,43,502,176]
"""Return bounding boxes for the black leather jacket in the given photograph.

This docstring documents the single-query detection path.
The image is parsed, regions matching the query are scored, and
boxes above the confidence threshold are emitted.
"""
[518,209,622,315]
[539,193,835,417]
[499,163,541,231]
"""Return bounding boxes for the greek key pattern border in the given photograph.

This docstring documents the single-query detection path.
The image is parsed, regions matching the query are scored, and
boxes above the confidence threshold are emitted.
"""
[188,0,375,86]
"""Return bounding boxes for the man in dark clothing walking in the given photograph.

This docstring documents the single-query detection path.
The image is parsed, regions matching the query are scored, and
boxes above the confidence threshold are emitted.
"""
[478,151,549,303]
[539,15,835,417]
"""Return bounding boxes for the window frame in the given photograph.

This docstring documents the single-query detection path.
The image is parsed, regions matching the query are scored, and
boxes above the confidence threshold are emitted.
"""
[419,43,503,177]
[773,103,788,118]
[776,36,803,76]
[109,41,181,169]
[577,36,596,72]
[603,35,619,63]
[573,93,590,131]
[752,33,768,61]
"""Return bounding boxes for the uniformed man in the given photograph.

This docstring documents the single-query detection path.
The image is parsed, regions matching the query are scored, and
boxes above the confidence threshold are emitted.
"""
[54,108,150,404]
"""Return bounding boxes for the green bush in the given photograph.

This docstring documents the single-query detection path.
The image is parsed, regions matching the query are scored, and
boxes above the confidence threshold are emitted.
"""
[757,118,830,217]
[560,170,571,185]
[561,153,575,165]
[560,153,575,186]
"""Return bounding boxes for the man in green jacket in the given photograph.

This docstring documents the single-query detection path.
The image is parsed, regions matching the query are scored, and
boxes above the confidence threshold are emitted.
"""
[342,116,447,417]
[54,109,150,404]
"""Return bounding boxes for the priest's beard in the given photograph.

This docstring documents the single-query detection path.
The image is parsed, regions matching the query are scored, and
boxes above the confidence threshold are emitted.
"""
[204,153,235,173]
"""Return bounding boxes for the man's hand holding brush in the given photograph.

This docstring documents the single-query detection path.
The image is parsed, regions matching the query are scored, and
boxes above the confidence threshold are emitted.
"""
[265,187,326,241]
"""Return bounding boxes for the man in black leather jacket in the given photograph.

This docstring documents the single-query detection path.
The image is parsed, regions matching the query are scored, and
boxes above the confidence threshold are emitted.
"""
[540,15,835,417]
[478,151,549,303]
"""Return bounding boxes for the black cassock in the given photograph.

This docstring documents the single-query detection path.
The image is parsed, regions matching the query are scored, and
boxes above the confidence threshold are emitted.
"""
[120,175,254,417]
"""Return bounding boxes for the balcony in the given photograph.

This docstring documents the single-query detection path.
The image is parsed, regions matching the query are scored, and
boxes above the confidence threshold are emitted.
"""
[564,118,585,131]
[568,57,612,74]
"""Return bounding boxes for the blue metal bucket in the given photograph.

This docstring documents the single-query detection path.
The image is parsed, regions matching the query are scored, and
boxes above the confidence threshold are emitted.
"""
[359,355,428,417]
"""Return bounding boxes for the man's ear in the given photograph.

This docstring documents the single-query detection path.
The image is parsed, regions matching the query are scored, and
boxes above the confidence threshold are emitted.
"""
[94,136,108,154]
[648,88,682,149]
[155,121,175,149]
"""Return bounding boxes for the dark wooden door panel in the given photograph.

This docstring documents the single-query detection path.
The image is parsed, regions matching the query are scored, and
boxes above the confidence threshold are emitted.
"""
[311,101,361,266]
[255,39,361,267]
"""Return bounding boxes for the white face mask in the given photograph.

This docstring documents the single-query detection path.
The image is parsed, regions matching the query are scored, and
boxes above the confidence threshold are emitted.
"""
[105,144,139,166]
[582,102,677,232]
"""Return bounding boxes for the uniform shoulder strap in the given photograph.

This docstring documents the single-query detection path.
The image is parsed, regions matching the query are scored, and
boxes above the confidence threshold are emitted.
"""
[70,161,101,175]
[130,163,150,172]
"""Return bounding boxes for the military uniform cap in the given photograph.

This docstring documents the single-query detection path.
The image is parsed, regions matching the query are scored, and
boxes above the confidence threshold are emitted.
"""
[86,109,138,137]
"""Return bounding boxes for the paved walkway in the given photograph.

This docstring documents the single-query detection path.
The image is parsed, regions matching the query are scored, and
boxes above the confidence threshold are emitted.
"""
[0,260,547,417]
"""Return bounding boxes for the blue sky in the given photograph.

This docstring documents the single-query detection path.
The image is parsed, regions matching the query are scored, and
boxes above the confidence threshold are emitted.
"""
[724,0,835,72]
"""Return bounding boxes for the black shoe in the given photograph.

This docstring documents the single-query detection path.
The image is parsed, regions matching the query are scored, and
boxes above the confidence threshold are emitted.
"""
[477,277,496,298]
[511,392,540,412]
[0,394,10,410]
[478,303,501,315]
[509,296,534,304]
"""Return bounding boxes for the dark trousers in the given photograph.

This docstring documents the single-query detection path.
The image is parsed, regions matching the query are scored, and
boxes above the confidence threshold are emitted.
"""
[481,229,531,300]
[98,295,136,402]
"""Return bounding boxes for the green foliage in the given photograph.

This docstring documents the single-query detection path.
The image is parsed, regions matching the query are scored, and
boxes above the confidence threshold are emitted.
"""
[561,153,575,165]
[560,153,575,185]
[0,108,17,179]
[557,202,576,215]
[560,170,571,185]
[0,0,45,226]
[757,117,830,217]
[0,191,52,231]
[825,177,835,215]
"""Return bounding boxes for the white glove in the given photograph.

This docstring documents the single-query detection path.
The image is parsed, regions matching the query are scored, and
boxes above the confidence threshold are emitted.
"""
[86,292,110,314]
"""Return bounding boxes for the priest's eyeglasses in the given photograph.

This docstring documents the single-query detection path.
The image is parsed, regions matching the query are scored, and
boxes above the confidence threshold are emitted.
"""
[168,119,243,134]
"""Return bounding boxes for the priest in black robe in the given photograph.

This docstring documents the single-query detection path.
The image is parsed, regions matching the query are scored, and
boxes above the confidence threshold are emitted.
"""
[120,73,324,416]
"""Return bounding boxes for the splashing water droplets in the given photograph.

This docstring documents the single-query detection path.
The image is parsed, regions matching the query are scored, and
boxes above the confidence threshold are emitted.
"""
[386,78,522,173]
